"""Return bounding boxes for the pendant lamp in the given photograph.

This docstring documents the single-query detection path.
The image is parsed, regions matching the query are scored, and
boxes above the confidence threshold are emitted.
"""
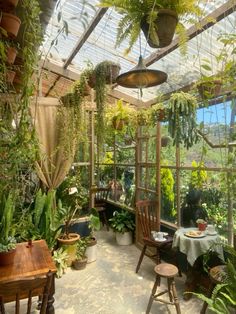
[116,55,167,88]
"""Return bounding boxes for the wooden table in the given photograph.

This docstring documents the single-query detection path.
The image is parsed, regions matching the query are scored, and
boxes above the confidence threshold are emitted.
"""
[0,239,57,314]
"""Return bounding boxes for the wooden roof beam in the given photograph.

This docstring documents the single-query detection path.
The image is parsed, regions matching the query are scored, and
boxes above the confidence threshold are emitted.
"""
[63,8,108,69]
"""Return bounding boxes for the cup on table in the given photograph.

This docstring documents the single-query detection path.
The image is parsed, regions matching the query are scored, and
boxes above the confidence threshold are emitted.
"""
[207,224,216,234]
[155,232,164,241]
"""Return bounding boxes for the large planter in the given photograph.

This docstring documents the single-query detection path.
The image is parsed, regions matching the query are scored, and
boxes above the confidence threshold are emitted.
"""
[57,233,80,266]
[115,231,133,246]
[85,237,97,263]
[0,248,16,266]
[141,9,178,48]
[197,80,222,100]
[0,13,21,38]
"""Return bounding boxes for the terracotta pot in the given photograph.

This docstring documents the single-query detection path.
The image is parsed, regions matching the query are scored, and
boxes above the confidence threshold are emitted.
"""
[0,0,19,12]
[72,257,88,270]
[141,9,178,48]
[0,13,21,38]
[6,70,16,83]
[57,233,80,245]
[0,248,16,266]
[197,80,222,99]
[57,233,80,267]
[7,46,17,64]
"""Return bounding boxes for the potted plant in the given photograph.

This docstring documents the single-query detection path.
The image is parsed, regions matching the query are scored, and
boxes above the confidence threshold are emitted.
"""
[0,192,17,266]
[52,247,69,278]
[196,76,222,100]
[109,210,135,245]
[84,208,101,263]
[106,99,136,131]
[72,238,88,270]
[196,218,207,231]
[167,91,199,149]
[99,0,202,54]
[150,102,168,124]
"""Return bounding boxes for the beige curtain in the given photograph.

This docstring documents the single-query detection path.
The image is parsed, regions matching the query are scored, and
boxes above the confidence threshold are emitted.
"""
[30,97,75,189]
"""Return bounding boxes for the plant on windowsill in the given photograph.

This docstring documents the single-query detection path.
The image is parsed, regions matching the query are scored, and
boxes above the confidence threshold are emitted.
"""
[98,0,203,55]
[167,91,199,149]
[109,210,135,245]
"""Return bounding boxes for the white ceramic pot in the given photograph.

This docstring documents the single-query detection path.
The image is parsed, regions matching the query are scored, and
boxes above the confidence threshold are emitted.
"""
[85,238,97,263]
[115,231,133,245]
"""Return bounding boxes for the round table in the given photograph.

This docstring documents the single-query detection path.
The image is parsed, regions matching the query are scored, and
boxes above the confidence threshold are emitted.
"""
[172,227,224,266]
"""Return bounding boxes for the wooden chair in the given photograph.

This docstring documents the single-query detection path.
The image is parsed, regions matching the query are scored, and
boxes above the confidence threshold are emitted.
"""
[0,270,53,314]
[136,200,181,276]
[93,187,110,231]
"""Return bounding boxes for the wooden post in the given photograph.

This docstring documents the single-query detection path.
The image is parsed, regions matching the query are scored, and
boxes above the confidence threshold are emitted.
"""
[176,145,181,227]
[89,109,95,208]
[156,122,161,231]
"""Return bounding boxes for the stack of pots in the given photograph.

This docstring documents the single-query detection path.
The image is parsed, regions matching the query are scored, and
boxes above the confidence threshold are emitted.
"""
[0,0,21,84]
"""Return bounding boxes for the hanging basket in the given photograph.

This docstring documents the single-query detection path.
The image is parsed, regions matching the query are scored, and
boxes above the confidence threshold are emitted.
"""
[88,62,121,88]
[141,9,178,48]
[161,136,171,147]
[0,13,21,38]
[197,80,222,100]
[112,118,126,130]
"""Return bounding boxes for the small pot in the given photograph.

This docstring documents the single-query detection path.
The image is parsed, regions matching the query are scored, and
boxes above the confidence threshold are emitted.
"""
[198,223,207,231]
[7,46,17,64]
[72,257,88,270]
[0,13,21,38]
[6,70,16,83]
[0,248,16,266]
[57,233,80,245]
[112,118,125,130]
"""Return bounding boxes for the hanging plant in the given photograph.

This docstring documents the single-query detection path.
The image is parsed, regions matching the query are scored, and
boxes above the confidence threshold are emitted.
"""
[167,92,199,149]
[99,0,203,55]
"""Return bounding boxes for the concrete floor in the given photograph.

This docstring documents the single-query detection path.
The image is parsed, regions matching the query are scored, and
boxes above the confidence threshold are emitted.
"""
[54,230,209,314]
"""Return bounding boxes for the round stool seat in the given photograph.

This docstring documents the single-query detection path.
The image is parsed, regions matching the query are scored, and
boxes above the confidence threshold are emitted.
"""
[154,263,178,278]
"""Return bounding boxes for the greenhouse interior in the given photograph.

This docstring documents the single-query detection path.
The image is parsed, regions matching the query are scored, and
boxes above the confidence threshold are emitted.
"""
[0,0,236,313]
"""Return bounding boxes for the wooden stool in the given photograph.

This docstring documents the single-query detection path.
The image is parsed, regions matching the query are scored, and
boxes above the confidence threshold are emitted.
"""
[146,263,181,314]
[200,265,227,314]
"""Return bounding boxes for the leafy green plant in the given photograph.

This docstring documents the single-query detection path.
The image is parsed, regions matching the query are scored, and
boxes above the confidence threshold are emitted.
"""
[75,238,88,260]
[194,245,236,314]
[88,207,101,237]
[99,0,202,54]
[0,192,17,252]
[167,91,199,149]
[52,248,69,278]
[109,210,135,233]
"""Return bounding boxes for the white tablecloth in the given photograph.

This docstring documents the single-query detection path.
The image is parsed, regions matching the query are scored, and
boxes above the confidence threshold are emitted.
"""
[172,228,224,266]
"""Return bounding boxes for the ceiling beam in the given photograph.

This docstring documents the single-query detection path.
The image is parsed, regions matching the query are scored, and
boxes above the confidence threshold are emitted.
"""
[144,0,236,67]
[63,7,108,69]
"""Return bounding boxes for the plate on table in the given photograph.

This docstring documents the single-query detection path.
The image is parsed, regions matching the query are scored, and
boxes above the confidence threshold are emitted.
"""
[207,231,217,236]
[184,230,206,238]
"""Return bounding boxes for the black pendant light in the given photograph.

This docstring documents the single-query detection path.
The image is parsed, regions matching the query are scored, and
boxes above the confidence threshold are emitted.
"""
[116,55,167,89]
